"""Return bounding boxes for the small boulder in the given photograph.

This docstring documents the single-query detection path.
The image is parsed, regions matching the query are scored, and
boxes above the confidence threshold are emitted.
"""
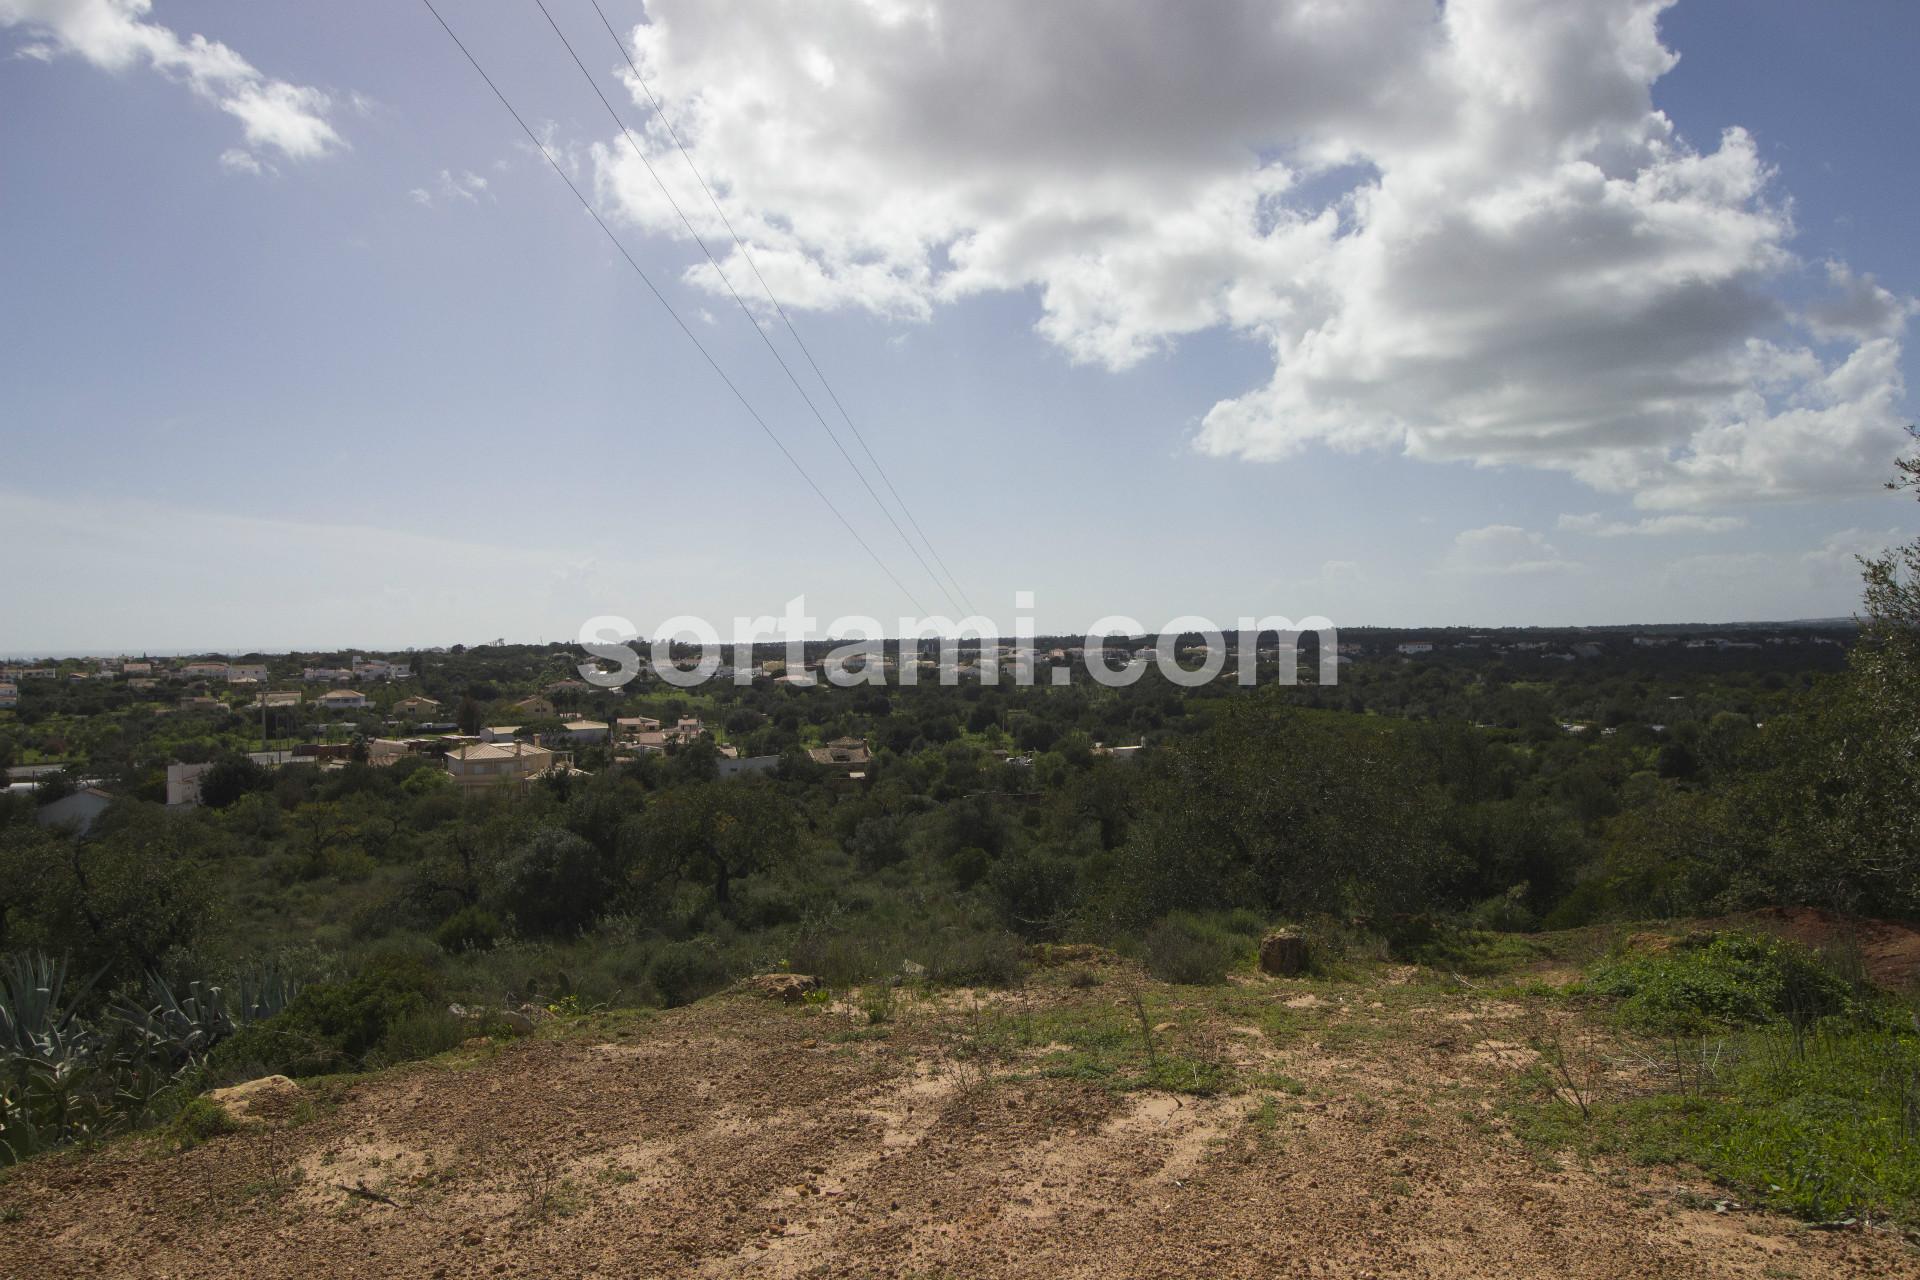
[205,1074,303,1126]
[1259,930,1310,977]
[740,973,822,1004]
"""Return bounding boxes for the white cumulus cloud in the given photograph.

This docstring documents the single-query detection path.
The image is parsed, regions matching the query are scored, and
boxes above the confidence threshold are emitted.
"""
[1557,512,1746,536]
[0,0,344,160]
[1444,524,1576,575]
[588,0,1911,508]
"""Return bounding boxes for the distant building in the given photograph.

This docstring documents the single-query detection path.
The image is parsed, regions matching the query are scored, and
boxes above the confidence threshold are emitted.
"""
[512,696,556,718]
[122,661,153,675]
[177,695,228,714]
[807,736,871,773]
[558,720,609,744]
[1396,642,1433,656]
[480,725,522,743]
[180,662,230,681]
[445,741,571,793]
[228,663,270,683]
[303,667,353,682]
[717,754,781,779]
[166,762,216,807]
[0,682,15,709]
[367,738,425,766]
[316,689,370,712]
[393,695,443,718]
[252,690,302,709]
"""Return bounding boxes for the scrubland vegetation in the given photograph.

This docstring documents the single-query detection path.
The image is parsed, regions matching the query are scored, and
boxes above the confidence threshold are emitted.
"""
[0,442,1915,1234]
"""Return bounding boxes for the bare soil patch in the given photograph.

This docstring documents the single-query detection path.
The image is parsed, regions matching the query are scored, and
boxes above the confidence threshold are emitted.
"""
[1,973,1914,1279]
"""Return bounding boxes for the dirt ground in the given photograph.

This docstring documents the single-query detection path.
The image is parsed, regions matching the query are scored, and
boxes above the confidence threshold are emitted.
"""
[2,960,1916,1280]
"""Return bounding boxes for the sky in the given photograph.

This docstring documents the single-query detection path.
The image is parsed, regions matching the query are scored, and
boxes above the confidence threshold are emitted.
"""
[2,0,1916,654]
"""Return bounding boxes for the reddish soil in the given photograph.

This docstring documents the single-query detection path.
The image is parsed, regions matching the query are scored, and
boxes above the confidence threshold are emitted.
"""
[1729,907,1920,990]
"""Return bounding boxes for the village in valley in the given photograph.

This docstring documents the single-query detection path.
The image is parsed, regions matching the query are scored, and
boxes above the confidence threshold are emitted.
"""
[0,620,1853,837]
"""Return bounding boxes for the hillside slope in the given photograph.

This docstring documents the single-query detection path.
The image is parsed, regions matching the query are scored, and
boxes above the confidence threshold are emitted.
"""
[2,958,1914,1279]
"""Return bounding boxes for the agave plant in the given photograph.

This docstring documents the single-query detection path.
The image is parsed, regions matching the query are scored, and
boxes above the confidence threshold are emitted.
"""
[227,964,301,1025]
[0,954,115,1165]
[0,953,305,1165]
[112,977,232,1062]
[111,966,303,1064]
[0,953,101,1066]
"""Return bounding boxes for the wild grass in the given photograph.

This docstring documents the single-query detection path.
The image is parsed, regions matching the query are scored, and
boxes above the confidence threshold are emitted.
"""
[1511,930,1920,1225]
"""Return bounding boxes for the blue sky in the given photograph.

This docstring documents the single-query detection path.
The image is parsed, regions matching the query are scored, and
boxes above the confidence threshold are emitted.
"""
[2,0,1915,653]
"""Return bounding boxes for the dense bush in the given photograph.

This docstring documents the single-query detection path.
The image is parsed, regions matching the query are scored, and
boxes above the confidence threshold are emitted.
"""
[209,954,446,1078]
[493,827,624,938]
[433,905,503,954]
[1585,932,1861,1032]
[1139,913,1252,985]
[648,941,729,1008]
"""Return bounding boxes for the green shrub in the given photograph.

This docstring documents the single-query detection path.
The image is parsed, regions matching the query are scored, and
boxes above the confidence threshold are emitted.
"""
[925,929,1029,987]
[987,847,1080,940]
[947,846,990,891]
[492,827,623,938]
[164,1096,239,1151]
[1140,913,1245,985]
[370,1008,473,1066]
[203,1020,345,1081]
[206,953,446,1077]
[433,906,503,954]
[648,942,729,1008]
[1585,932,1860,1033]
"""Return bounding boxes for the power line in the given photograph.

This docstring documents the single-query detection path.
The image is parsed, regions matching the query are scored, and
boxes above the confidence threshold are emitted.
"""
[534,0,963,620]
[587,0,979,618]
[418,0,929,618]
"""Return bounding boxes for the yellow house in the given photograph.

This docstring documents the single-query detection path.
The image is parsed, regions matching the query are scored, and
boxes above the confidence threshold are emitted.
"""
[444,741,570,793]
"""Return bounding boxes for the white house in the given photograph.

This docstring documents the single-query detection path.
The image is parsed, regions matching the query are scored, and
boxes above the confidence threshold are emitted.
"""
[228,663,270,683]
[180,661,230,681]
[166,762,216,807]
[559,720,609,744]
[316,689,369,713]
[1396,642,1434,655]
[303,667,353,683]
[0,682,16,709]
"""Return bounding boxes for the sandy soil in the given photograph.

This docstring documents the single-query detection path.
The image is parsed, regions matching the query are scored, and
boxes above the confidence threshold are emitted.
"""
[1,967,1915,1279]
